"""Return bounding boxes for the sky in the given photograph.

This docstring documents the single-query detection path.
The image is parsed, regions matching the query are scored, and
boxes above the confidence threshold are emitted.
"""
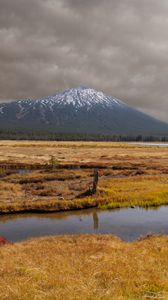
[0,0,168,122]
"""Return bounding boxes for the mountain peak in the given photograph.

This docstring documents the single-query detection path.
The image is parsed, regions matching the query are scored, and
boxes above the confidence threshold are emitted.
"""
[0,86,168,137]
[42,86,126,110]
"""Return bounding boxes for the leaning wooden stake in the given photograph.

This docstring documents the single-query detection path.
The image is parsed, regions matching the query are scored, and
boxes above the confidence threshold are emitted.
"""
[92,169,99,194]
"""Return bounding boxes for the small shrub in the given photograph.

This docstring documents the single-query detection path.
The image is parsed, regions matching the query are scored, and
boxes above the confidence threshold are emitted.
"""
[48,156,59,169]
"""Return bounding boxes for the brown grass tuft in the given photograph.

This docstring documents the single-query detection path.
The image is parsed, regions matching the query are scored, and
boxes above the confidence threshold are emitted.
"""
[0,235,168,299]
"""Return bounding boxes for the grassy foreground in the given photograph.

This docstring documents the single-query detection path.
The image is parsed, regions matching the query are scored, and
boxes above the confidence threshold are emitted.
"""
[0,235,168,300]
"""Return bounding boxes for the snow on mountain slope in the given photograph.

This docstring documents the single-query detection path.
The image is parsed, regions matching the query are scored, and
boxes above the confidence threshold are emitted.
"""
[37,86,126,110]
[0,86,168,137]
[1,86,126,115]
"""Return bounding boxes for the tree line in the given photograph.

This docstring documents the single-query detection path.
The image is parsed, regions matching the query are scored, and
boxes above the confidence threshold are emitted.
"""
[0,129,167,142]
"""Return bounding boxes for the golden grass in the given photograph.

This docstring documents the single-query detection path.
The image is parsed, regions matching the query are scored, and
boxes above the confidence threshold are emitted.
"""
[0,140,167,167]
[99,175,168,209]
[1,235,168,300]
[0,174,168,213]
[0,140,137,148]
[0,141,168,213]
[0,142,168,299]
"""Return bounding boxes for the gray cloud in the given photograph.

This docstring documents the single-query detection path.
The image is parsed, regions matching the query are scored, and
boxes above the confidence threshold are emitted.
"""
[0,0,168,122]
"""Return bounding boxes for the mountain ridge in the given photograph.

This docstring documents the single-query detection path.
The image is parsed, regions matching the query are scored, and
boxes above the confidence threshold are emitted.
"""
[0,86,168,137]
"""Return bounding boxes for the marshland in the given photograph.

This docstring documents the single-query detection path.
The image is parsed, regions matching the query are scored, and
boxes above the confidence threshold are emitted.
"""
[0,141,168,213]
[0,141,168,300]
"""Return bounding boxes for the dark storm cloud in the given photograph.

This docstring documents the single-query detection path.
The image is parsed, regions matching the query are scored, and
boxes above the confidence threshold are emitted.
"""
[0,0,168,122]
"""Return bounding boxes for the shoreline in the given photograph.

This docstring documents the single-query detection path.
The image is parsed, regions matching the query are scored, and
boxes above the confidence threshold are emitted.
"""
[1,197,168,215]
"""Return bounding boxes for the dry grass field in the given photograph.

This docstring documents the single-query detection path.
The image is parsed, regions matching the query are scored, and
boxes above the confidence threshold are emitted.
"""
[0,140,168,167]
[1,235,168,300]
[0,141,168,300]
[0,141,168,213]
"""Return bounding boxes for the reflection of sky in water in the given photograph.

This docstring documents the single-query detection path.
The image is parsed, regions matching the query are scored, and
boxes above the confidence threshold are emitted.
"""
[0,206,168,242]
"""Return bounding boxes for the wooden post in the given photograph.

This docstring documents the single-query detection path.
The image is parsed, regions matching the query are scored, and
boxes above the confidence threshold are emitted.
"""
[92,169,99,194]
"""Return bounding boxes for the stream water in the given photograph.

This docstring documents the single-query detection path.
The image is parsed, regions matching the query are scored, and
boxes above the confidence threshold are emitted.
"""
[132,143,168,147]
[0,206,168,242]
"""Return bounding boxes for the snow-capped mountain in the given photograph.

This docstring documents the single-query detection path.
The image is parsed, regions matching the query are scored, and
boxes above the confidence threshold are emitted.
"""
[0,86,168,137]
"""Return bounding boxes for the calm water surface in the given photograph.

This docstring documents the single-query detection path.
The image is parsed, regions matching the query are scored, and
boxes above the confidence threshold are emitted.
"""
[1,206,168,242]
[132,143,168,147]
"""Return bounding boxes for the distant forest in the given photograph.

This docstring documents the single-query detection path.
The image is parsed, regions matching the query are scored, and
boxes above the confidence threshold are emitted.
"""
[0,129,167,142]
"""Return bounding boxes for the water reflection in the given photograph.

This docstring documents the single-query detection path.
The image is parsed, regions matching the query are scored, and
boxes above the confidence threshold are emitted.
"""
[77,211,99,230]
[18,169,32,175]
[93,211,99,230]
[0,206,168,242]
